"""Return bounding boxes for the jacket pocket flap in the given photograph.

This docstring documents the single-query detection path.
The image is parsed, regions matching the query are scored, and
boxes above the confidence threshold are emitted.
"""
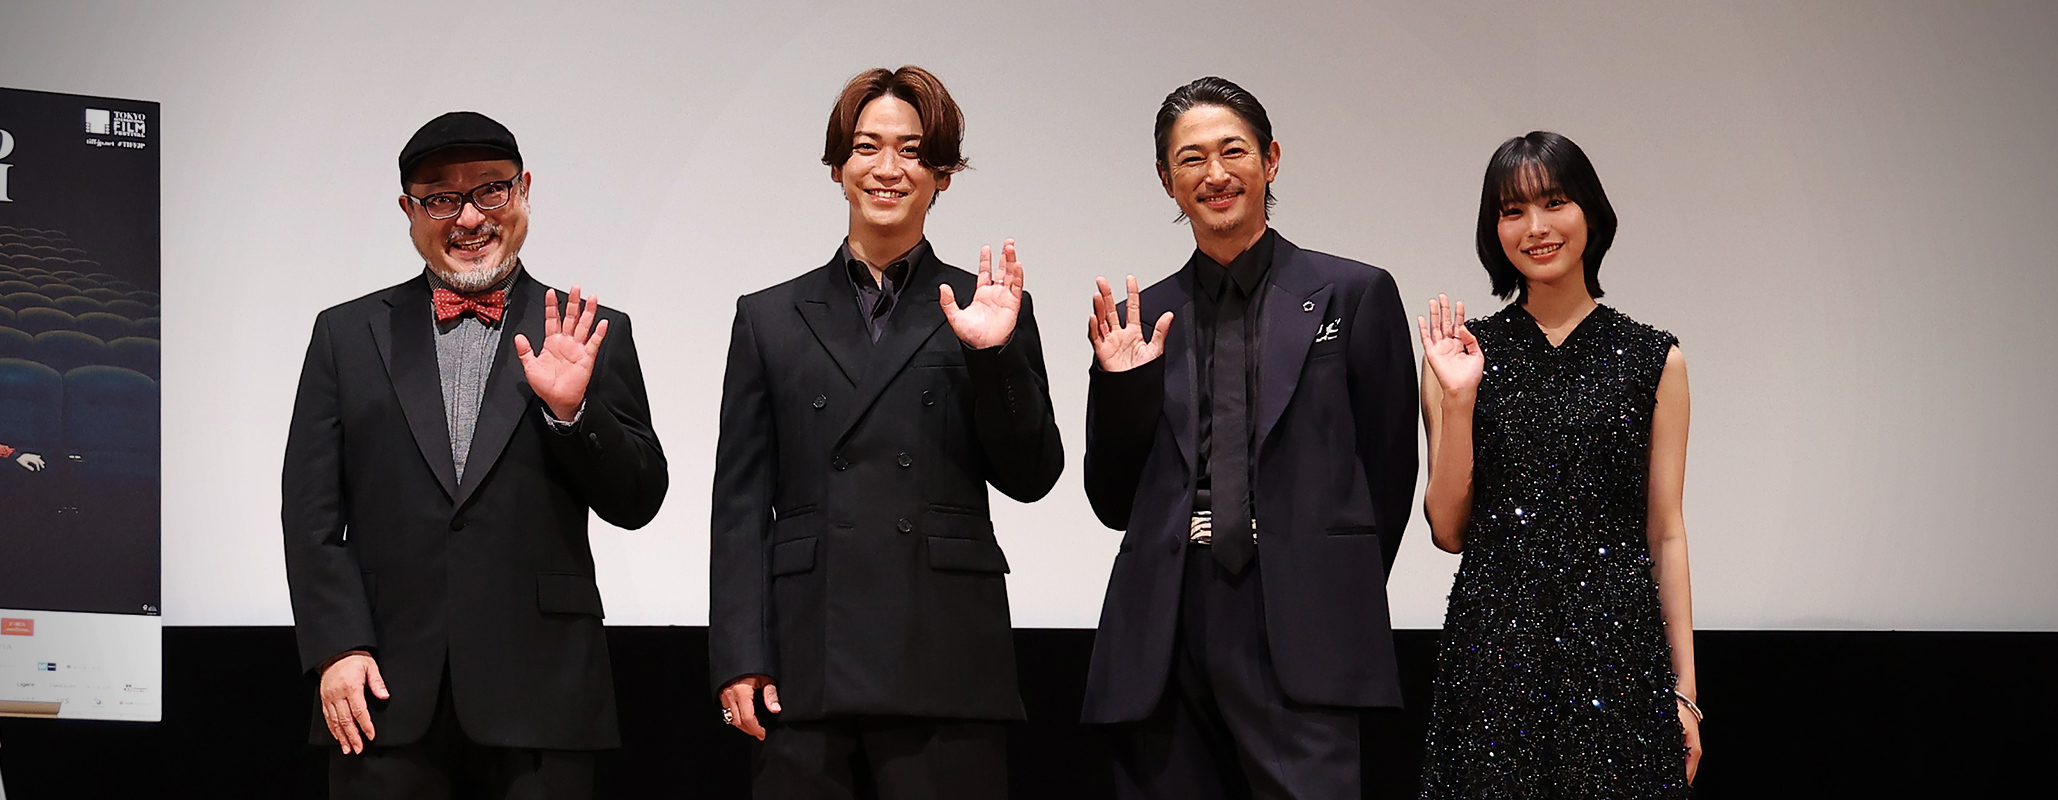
[927,535,1010,573]
[770,537,818,576]
[911,347,966,368]
[536,573,605,617]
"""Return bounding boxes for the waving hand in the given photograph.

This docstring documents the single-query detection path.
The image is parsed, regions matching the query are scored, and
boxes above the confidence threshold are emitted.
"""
[940,240,1024,350]
[515,285,611,421]
[1088,275,1173,373]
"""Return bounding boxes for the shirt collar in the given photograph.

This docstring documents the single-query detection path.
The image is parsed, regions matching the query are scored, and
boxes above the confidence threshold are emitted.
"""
[841,238,929,292]
[1191,228,1277,300]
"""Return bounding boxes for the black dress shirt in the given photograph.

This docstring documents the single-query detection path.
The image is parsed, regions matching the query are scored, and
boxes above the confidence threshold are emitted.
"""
[1189,228,1277,500]
[840,239,931,342]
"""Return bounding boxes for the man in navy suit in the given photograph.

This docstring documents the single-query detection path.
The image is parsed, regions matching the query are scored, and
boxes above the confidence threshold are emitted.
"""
[1081,77,1419,799]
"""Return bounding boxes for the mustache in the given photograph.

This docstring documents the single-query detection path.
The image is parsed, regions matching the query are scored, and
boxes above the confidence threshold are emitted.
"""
[447,220,503,244]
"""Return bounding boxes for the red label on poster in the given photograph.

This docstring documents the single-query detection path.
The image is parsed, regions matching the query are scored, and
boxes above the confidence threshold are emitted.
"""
[1,618,32,636]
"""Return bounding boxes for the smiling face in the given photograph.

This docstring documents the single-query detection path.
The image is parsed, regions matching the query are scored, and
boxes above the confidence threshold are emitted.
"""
[831,95,949,240]
[1497,190,1589,292]
[398,149,529,291]
[1158,104,1278,242]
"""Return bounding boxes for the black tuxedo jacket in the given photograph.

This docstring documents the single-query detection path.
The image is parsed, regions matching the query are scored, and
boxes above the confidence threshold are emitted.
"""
[1081,234,1418,723]
[709,247,1063,722]
[282,270,667,749]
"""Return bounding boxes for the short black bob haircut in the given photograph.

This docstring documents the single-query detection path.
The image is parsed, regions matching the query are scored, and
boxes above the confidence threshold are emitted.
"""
[1154,76,1277,220]
[1476,131,1616,301]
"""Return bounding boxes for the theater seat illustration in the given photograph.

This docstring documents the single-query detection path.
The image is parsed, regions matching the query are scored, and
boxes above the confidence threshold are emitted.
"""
[54,295,102,316]
[0,327,33,360]
[64,364,161,547]
[0,358,64,510]
[35,331,109,375]
[133,317,159,338]
[14,307,74,335]
[107,337,159,381]
[104,298,152,319]
[1,292,52,312]
[72,311,134,342]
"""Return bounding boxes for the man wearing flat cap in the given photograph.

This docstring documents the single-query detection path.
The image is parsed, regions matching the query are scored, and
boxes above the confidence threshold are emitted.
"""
[283,111,668,798]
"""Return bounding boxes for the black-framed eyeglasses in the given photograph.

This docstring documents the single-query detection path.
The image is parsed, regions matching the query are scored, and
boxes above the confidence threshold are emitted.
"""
[408,178,522,220]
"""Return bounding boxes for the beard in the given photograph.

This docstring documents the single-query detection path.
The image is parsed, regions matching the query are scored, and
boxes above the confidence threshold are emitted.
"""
[427,220,522,292]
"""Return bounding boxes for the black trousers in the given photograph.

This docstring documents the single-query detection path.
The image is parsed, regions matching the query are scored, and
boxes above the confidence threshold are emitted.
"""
[1111,547,1361,800]
[328,669,597,800]
[752,716,1007,800]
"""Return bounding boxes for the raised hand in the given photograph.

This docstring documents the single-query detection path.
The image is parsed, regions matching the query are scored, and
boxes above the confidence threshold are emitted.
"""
[939,240,1024,350]
[1418,294,1484,396]
[1088,274,1173,372]
[516,285,610,421]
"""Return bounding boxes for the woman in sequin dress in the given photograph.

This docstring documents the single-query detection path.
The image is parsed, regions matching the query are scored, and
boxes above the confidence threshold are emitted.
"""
[1416,132,1702,797]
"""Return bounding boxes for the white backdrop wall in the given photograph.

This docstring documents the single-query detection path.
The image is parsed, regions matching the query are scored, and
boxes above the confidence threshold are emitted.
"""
[2,1,2052,630]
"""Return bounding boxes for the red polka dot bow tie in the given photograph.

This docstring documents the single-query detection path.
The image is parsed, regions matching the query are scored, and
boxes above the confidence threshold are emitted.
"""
[432,287,508,324]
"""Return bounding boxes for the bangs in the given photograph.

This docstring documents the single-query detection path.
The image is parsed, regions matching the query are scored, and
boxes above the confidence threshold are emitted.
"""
[1490,158,1563,207]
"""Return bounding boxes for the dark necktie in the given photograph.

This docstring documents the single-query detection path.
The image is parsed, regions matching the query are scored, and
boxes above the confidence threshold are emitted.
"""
[1211,283,1254,573]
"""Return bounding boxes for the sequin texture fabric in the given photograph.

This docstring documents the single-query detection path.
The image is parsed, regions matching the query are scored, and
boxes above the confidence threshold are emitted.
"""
[1420,304,1690,799]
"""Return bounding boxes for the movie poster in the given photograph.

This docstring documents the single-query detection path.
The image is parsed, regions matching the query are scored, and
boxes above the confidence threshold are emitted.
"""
[0,86,162,722]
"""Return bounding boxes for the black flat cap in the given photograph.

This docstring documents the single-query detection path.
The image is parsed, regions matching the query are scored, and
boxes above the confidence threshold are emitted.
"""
[399,111,522,184]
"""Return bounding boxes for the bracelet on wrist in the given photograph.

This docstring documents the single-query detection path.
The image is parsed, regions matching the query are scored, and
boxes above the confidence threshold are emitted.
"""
[1672,689,1703,722]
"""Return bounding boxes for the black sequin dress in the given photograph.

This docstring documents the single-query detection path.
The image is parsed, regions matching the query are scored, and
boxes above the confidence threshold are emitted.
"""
[1420,304,1691,799]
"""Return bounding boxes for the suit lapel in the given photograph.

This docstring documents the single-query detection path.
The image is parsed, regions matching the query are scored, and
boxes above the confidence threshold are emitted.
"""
[1255,236,1333,453]
[372,277,459,501]
[1161,272,1199,476]
[833,252,948,446]
[453,271,540,510]
[795,257,869,387]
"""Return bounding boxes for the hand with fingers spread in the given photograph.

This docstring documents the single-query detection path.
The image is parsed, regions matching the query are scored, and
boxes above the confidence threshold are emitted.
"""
[940,240,1025,349]
[516,285,611,421]
[718,674,781,741]
[1418,294,1484,398]
[1088,275,1173,373]
[319,651,389,755]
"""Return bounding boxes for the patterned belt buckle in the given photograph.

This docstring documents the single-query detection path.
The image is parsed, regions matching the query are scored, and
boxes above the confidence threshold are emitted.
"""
[1189,511,1212,545]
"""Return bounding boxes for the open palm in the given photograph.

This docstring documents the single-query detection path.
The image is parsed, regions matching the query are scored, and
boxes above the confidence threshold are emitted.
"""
[940,240,1024,350]
[1418,294,1484,394]
[516,285,610,421]
[1088,274,1173,372]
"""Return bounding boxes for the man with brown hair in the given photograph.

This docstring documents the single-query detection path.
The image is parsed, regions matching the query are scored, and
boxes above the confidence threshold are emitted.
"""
[708,66,1064,798]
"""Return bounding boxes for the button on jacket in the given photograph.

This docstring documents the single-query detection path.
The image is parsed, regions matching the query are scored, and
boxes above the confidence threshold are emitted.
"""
[710,244,1064,721]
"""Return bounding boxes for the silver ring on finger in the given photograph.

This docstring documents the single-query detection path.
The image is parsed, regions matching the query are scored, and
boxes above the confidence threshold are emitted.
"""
[721,707,735,725]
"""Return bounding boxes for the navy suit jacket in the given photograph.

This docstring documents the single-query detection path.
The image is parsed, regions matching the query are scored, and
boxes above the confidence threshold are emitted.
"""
[1081,234,1418,723]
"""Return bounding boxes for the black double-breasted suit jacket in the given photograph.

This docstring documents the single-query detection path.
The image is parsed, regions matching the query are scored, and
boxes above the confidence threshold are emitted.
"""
[709,247,1063,721]
[282,270,668,749]
[1081,234,1418,724]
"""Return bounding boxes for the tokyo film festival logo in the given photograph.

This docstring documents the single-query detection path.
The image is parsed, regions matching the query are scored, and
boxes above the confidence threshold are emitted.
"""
[85,108,146,138]
[0,126,15,201]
